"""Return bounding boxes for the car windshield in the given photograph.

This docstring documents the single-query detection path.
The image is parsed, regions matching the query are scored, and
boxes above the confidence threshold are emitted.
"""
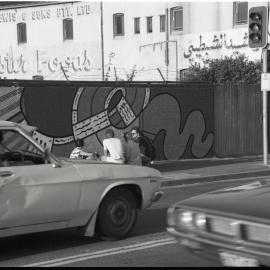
[0,129,45,166]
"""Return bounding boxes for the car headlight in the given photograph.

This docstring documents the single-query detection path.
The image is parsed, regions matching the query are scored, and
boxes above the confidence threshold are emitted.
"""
[178,210,193,229]
[167,207,207,231]
[194,213,206,230]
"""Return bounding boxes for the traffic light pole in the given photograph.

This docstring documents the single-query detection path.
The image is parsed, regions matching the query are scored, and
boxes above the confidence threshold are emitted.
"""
[248,5,269,165]
[262,49,269,166]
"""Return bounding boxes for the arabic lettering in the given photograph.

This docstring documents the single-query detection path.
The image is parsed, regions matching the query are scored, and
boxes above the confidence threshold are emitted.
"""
[184,32,248,59]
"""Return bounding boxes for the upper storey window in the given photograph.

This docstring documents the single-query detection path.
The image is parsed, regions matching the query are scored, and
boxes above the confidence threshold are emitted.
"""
[17,23,27,44]
[113,13,124,36]
[233,2,248,25]
[160,15,166,32]
[170,6,183,31]
[63,18,73,40]
[134,17,140,34]
[147,16,153,33]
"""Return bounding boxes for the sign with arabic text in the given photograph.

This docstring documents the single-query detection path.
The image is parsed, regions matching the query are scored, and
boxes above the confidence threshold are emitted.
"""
[178,28,261,69]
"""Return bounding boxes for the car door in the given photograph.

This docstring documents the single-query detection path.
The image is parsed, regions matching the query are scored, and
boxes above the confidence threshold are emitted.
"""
[0,128,82,229]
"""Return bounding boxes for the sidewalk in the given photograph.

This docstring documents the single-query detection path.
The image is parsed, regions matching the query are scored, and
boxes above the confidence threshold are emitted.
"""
[151,156,270,187]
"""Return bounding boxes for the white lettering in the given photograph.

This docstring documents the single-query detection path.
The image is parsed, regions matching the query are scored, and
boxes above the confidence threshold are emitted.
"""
[0,12,16,23]
[48,57,59,72]
[0,53,29,74]
[77,5,90,16]
[32,9,51,20]
[36,50,47,73]
[83,50,91,71]
[21,12,26,21]
[0,56,5,74]
[0,49,92,76]
[57,7,73,18]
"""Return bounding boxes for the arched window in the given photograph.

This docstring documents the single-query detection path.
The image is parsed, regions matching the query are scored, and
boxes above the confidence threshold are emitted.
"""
[17,23,27,44]
[63,18,73,40]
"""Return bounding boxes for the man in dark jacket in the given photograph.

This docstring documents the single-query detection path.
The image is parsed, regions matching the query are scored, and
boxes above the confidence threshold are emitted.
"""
[130,127,154,166]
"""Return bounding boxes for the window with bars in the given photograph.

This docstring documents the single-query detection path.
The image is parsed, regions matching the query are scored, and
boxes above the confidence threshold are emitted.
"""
[170,6,183,31]
[160,15,166,32]
[113,13,124,36]
[17,23,27,44]
[63,18,73,40]
[233,2,248,25]
[146,16,152,33]
[134,17,140,34]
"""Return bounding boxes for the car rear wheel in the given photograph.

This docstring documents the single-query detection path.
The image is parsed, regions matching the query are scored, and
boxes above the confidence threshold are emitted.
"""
[96,187,138,240]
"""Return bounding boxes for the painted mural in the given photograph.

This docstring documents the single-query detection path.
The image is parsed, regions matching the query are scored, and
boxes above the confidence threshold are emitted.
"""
[0,81,214,160]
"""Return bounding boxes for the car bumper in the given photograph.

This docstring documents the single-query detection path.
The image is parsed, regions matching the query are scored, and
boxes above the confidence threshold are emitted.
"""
[167,227,270,266]
[151,190,163,202]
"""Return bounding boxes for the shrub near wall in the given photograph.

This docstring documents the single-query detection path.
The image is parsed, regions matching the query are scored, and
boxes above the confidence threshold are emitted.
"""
[185,53,261,84]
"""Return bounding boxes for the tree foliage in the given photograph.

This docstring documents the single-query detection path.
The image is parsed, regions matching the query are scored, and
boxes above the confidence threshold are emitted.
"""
[185,53,261,84]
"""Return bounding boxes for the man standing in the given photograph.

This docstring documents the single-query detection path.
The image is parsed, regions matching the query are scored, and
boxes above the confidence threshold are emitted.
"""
[101,129,124,164]
[130,127,155,166]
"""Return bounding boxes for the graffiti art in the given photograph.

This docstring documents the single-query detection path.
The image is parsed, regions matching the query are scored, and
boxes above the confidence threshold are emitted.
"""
[0,81,214,160]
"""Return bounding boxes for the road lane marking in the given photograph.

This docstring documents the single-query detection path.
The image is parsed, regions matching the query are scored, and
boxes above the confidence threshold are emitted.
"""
[22,237,178,267]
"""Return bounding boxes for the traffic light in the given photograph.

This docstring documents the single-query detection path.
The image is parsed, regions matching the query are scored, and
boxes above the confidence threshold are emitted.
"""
[248,6,268,48]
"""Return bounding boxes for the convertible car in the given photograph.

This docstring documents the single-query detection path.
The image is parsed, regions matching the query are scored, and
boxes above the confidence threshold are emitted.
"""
[0,120,163,241]
[167,180,270,267]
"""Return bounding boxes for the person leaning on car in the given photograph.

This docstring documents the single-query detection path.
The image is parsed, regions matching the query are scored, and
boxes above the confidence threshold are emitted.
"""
[101,129,125,164]
[122,132,142,166]
[70,139,94,159]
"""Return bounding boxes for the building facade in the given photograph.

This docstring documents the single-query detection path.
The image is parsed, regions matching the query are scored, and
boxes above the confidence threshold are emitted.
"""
[0,1,265,81]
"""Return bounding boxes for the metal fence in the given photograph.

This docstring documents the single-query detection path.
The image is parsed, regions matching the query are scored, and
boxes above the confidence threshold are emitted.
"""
[214,83,263,157]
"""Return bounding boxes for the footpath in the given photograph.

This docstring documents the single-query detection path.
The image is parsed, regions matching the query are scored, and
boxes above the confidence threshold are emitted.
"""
[151,156,270,187]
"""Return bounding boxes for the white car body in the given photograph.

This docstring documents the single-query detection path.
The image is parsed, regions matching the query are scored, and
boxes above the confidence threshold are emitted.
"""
[0,120,163,240]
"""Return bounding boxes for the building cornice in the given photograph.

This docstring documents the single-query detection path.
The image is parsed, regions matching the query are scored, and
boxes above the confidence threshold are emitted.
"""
[0,1,80,10]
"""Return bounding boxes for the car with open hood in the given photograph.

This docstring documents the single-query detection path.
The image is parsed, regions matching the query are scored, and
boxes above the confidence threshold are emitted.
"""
[167,180,270,267]
[0,120,163,241]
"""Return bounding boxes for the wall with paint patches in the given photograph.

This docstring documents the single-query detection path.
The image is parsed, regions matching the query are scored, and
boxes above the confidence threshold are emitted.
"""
[0,80,214,160]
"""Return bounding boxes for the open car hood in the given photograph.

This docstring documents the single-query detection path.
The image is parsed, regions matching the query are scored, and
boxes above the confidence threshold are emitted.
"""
[16,122,38,136]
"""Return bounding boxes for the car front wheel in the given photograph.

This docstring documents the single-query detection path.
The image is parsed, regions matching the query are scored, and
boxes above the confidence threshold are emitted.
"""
[96,187,138,240]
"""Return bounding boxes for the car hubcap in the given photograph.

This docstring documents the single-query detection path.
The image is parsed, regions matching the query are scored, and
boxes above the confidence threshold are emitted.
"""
[110,200,128,226]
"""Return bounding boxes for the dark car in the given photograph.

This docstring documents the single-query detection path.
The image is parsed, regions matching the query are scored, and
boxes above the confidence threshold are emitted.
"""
[166,180,270,267]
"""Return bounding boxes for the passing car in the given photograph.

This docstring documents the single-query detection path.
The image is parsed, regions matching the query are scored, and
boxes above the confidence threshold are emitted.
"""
[0,120,163,241]
[167,180,270,267]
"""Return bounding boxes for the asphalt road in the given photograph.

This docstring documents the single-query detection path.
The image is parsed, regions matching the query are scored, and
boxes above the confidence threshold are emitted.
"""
[0,177,256,267]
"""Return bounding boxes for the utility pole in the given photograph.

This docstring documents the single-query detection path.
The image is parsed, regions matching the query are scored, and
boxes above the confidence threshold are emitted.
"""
[249,6,269,165]
[262,53,269,165]
[100,1,105,81]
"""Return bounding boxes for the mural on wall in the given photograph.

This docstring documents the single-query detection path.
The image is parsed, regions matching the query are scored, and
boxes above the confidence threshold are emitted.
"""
[0,82,214,160]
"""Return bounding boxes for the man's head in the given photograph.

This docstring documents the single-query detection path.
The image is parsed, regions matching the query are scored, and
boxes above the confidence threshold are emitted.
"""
[131,127,140,140]
[105,129,115,138]
[75,139,84,147]
[123,132,131,142]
